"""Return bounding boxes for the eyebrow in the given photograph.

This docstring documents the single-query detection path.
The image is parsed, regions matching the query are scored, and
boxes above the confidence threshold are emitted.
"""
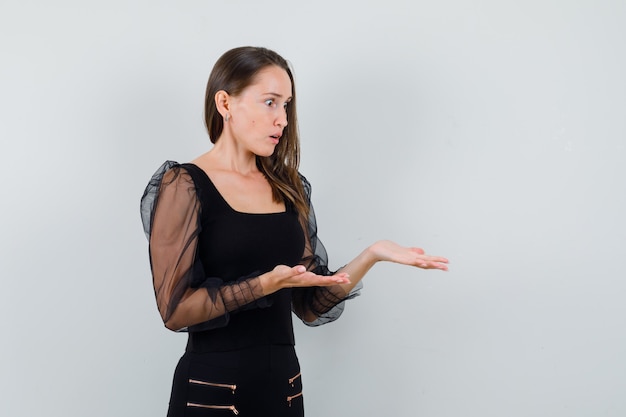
[264,92,293,100]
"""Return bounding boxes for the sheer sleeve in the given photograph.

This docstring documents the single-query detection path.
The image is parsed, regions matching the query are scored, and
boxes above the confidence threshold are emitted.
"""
[291,174,362,327]
[140,161,268,332]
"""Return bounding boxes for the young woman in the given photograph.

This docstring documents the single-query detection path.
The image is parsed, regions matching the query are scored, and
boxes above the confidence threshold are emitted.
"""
[141,46,448,416]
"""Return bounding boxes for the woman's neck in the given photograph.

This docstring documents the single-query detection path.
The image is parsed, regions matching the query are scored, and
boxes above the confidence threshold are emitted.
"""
[197,136,259,176]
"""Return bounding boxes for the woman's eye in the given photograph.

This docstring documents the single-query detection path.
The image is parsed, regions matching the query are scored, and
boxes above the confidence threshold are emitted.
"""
[265,99,274,106]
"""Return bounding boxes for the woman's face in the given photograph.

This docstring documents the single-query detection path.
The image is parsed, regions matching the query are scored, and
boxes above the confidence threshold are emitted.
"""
[227,65,292,157]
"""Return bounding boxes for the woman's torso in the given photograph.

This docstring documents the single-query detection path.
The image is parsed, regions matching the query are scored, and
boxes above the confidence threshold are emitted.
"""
[182,163,305,351]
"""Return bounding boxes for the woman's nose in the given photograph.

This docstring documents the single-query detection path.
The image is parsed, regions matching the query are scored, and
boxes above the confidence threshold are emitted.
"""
[276,108,288,128]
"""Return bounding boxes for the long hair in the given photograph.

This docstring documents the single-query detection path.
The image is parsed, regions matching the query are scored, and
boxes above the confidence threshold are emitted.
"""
[204,46,308,220]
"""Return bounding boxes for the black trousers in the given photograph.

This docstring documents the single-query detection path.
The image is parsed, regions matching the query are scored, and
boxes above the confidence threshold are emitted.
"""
[166,344,304,417]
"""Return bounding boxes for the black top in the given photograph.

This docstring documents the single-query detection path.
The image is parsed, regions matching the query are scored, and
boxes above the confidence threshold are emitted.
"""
[185,163,304,350]
[140,161,362,350]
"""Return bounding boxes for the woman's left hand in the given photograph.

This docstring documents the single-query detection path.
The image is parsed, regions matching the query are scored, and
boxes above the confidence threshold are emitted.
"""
[368,240,449,271]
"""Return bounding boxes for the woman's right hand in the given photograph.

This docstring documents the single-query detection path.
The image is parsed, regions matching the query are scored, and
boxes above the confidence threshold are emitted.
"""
[259,265,350,295]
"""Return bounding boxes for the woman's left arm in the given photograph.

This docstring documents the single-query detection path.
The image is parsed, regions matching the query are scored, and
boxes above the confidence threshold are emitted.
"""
[292,174,449,325]
[292,240,448,325]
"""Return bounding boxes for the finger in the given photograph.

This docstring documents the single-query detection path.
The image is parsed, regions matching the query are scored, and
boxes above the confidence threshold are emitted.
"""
[329,275,351,285]
[297,272,350,287]
[416,254,449,263]
[418,261,449,271]
[293,265,307,274]
[410,247,425,255]
[332,272,351,284]
[311,273,350,285]
[424,256,449,264]
[432,262,449,271]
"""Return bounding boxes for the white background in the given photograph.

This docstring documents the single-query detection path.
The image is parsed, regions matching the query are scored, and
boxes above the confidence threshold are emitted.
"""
[1,1,625,416]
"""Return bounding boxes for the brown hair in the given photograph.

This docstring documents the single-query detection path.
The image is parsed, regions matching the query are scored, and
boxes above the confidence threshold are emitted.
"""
[204,46,308,220]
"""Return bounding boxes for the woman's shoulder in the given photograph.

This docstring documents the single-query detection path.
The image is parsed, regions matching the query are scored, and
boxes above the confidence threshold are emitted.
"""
[147,160,206,186]
[141,159,199,202]
[140,160,204,239]
[297,171,312,200]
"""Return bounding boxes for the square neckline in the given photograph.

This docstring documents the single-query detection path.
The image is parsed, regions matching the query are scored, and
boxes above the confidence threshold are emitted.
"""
[184,162,288,216]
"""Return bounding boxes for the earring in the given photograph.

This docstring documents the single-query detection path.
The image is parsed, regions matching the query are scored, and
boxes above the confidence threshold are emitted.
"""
[225,113,230,122]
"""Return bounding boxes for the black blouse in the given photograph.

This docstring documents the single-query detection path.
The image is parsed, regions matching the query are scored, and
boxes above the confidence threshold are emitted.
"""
[140,161,361,344]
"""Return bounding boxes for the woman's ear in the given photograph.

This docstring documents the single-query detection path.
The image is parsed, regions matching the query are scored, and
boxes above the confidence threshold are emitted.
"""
[215,90,230,118]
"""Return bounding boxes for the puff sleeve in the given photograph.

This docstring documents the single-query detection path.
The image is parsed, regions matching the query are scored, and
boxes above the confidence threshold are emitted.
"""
[291,175,362,326]
[140,161,268,332]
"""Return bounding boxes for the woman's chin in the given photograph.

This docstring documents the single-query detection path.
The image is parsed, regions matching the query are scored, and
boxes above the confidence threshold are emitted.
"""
[255,146,277,158]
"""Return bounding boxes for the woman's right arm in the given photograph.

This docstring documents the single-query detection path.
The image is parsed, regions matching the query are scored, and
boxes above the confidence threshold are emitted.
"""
[143,163,273,331]
[146,164,235,331]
